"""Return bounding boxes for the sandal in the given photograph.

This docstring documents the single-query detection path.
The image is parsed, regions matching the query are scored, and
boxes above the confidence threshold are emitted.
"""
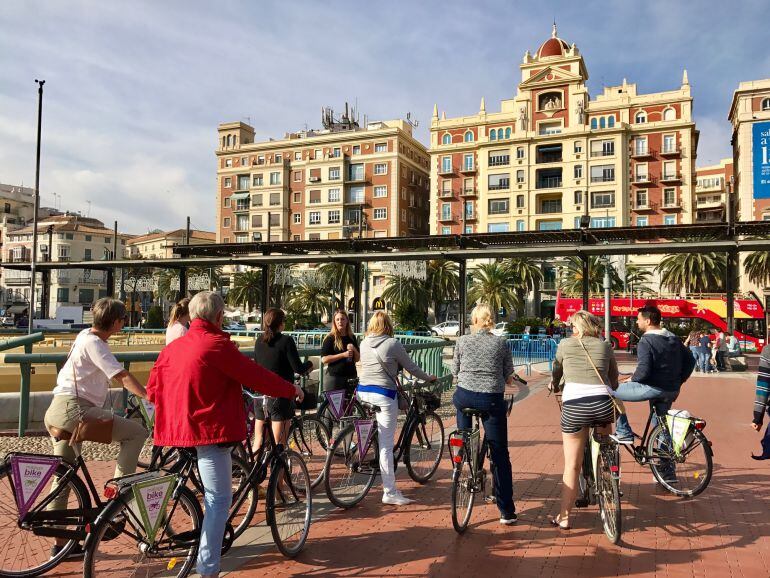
[549,515,571,530]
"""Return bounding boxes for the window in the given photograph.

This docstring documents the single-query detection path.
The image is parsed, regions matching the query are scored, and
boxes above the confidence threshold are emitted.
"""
[574,141,583,154]
[664,215,676,226]
[104,237,111,243]
[236,215,249,231]
[489,199,509,214]
[331,147,341,158]
[663,108,676,121]
[347,186,364,204]
[505,128,511,139]
[636,216,648,227]
[309,190,321,204]
[591,216,616,228]
[464,201,474,219]
[269,192,281,205]
[225,158,232,168]
[516,220,525,232]
[235,234,248,243]
[663,134,676,153]
[636,190,648,208]
[590,165,615,183]
[442,226,451,235]
[599,117,606,129]
[224,177,232,188]
[253,174,263,186]
[540,199,562,213]
[608,116,615,128]
[517,170,525,183]
[441,203,452,220]
[293,213,301,224]
[374,163,387,175]
[257,155,265,164]
[574,190,583,205]
[635,164,648,181]
[237,175,249,190]
[78,289,94,305]
[223,217,231,228]
[401,209,407,222]
[252,193,263,206]
[634,137,648,156]
[84,248,92,261]
[57,288,69,302]
[464,131,474,142]
[329,167,341,180]
[538,220,562,231]
[294,151,301,160]
[348,163,364,181]
[591,191,615,208]
[309,211,321,225]
[293,171,302,182]
[374,208,387,220]
[663,161,677,180]
[235,198,249,211]
[489,152,509,166]
[516,147,525,159]
[374,186,387,198]
[328,210,341,224]
[489,130,497,141]
[590,118,598,130]
[269,172,280,185]
[465,225,473,234]
[488,174,510,190]
[241,156,248,166]
[539,121,562,135]
[574,165,583,179]
[328,188,341,202]
[441,156,452,173]
[352,145,361,154]
[313,149,321,159]
[516,195,525,208]
[664,188,677,206]
[463,154,474,171]
[763,98,770,111]
[58,245,70,259]
[488,223,510,233]
[442,134,451,145]
[635,111,647,123]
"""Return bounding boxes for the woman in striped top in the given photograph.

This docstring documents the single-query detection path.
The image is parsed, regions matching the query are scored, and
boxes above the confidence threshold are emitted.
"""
[549,310,619,529]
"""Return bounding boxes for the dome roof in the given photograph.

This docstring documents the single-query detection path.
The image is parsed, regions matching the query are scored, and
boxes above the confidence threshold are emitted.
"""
[537,24,570,58]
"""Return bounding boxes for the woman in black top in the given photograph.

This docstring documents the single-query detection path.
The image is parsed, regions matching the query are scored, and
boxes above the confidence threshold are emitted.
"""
[253,308,313,447]
[321,309,360,394]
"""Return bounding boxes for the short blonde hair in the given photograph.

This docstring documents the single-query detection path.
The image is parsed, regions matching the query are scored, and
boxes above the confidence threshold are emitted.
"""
[569,310,603,338]
[471,304,495,332]
[188,291,225,324]
[366,311,394,337]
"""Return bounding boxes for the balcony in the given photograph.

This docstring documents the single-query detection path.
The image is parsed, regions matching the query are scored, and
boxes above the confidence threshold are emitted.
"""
[590,175,615,183]
[438,212,456,223]
[4,273,31,285]
[661,198,682,210]
[459,164,477,174]
[660,145,682,157]
[439,188,457,199]
[488,157,510,167]
[535,177,562,189]
[696,182,724,193]
[438,165,455,176]
[660,173,682,184]
[345,173,367,184]
[308,176,321,183]
[696,197,725,210]
[463,211,477,222]
[632,175,656,186]
[630,148,656,160]
[460,187,477,197]
[535,145,563,164]
[488,182,511,191]
[633,202,657,211]
[537,203,563,215]
[590,149,614,157]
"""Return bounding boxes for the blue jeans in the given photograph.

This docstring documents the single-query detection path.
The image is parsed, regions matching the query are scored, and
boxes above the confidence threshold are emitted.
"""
[196,444,233,576]
[613,381,679,439]
[697,351,710,373]
[453,387,515,517]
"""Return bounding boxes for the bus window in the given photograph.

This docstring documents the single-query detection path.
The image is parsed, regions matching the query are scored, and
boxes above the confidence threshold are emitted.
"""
[736,318,765,338]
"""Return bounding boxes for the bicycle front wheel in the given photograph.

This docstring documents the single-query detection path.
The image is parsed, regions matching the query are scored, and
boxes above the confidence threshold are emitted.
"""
[647,425,712,497]
[230,455,258,541]
[288,415,330,490]
[323,425,378,509]
[597,450,622,544]
[267,450,312,558]
[450,456,475,534]
[84,484,202,578]
[405,412,445,484]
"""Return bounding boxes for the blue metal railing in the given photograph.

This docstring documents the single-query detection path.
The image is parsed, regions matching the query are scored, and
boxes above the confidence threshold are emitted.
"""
[505,336,558,374]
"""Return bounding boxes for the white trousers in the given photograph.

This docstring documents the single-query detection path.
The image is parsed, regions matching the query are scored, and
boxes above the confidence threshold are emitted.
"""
[357,390,399,495]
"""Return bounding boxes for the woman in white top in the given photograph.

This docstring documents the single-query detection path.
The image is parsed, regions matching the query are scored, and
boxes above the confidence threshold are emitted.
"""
[165,297,190,345]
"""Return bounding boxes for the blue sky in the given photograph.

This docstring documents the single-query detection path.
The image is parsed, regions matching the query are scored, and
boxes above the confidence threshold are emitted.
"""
[1,0,768,233]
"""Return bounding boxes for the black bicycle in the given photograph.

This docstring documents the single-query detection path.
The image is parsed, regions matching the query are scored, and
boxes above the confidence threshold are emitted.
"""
[323,380,445,508]
[448,383,522,534]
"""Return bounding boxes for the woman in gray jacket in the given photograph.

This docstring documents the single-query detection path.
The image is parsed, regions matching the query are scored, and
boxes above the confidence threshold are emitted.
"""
[358,311,436,506]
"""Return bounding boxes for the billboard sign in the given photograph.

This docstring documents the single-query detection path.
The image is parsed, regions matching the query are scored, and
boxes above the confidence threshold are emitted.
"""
[753,121,770,199]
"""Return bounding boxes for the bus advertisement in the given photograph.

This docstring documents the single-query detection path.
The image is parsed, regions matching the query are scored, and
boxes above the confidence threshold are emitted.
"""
[555,293,766,352]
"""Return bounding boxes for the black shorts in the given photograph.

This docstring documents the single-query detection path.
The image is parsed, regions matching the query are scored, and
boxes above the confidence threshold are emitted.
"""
[253,397,295,421]
[560,395,615,434]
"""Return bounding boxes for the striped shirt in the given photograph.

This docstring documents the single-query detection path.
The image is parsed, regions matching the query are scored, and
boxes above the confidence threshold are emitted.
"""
[754,345,770,425]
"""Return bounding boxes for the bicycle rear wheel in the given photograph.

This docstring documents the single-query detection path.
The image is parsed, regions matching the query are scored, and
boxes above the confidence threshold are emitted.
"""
[647,425,712,496]
[597,450,621,544]
[405,412,445,484]
[323,425,378,509]
[450,455,475,534]
[83,484,202,578]
[288,415,330,489]
[0,462,90,577]
[267,450,311,558]
[230,455,258,541]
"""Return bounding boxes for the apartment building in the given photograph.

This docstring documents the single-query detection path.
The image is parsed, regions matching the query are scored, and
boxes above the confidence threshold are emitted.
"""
[126,228,216,259]
[1,214,131,316]
[694,159,733,223]
[429,25,698,236]
[215,114,431,243]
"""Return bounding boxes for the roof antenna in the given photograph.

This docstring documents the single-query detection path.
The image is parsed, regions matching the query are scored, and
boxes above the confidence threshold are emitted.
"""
[552,19,557,38]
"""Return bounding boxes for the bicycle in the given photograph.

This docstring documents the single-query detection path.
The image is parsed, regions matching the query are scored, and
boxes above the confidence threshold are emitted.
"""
[620,406,713,497]
[324,379,445,508]
[316,378,365,446]
[126,394,166,470]
[448,383,521,534]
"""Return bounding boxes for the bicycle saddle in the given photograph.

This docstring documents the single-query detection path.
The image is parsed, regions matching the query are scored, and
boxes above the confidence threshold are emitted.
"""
[46,425,72,441]
[460,407,486,417]
[360,401,382,413]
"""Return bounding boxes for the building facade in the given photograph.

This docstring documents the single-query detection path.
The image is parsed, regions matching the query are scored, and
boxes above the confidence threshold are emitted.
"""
[215,116,431,243]
[429,26,698,237]
[694,159,733,223]
[126,228,215,259]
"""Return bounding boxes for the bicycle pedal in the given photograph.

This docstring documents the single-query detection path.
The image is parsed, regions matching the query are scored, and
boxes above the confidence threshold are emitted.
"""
[574,498,589,508]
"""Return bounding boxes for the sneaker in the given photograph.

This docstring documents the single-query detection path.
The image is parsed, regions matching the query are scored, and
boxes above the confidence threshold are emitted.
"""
[382,492,415,506]
[610,434,634,445]
[499,513,518,525]
[50,543,84,560]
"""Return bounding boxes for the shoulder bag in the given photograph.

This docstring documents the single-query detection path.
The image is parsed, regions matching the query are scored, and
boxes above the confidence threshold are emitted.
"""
[68,337,115,446]
[576,337,626,416]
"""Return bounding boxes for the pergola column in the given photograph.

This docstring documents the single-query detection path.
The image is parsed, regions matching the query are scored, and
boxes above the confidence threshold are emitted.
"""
[458,260,467,336]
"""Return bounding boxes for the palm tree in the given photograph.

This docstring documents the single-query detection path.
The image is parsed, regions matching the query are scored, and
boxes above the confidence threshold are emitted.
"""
[425,260,459,322]
[320,261,354,310]
[624,264,654,296]
[558,256,622,295]
[286,279,333,321]
[505,258,543,314]
[744,251,770,288]
[656,251,726,294]
[228,270,262,311]
[382,275,429,314]
[467,262,521,316]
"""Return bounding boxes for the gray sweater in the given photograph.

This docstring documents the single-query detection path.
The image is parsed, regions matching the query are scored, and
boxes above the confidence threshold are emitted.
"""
[358,334,432,389]
[452,331,514,393]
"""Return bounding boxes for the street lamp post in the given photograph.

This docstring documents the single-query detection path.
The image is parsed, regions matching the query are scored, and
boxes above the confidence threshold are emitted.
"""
[28,79,45,334]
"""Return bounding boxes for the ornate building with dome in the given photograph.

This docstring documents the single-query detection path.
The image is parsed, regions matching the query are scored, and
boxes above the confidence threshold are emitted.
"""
[429,25,698,241]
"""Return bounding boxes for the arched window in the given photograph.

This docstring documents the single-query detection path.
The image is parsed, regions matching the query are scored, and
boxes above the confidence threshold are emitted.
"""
[496,128,504,140]
[635,111,647,123]
[505,127,512,139]
[761,98,770,111]
[590,118,598,130]
[464,131,474,142]
[442,133,451,145]
[222,136,227,148]
[599,117,606,129]
[490,130,497,141]
[663,108,676,121]
[607,116,615,128]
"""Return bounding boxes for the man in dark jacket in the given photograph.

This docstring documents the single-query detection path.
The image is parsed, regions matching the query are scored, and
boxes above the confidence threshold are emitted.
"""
[611,305,696,445]
[751,344,770,459]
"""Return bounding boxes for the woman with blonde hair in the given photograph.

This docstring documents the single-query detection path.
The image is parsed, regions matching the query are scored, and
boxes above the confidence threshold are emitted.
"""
[452,304,519,525]
[549,310,619,530]
[165,297,190,345]
[358,311,436,505]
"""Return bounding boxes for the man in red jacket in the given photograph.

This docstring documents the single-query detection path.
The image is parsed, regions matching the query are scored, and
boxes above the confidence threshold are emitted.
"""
[147,291,300,578]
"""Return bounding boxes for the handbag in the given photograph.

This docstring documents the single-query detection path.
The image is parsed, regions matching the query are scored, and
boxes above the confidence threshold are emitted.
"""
[576,337,627,416]
[68,339,115,446]
[370,344,409,411]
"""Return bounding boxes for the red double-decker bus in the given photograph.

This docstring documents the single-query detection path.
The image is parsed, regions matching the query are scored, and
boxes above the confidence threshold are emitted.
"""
[555,293,766,352]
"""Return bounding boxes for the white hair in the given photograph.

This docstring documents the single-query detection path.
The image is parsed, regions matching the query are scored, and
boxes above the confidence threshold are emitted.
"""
[188,291,225,323]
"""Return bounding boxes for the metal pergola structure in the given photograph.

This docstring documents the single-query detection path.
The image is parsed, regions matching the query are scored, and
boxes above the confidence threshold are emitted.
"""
[3,221,770,334]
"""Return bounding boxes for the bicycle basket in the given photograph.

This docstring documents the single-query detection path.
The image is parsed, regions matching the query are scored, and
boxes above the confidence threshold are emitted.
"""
[297,388,319,411]
[415,391,441,412]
